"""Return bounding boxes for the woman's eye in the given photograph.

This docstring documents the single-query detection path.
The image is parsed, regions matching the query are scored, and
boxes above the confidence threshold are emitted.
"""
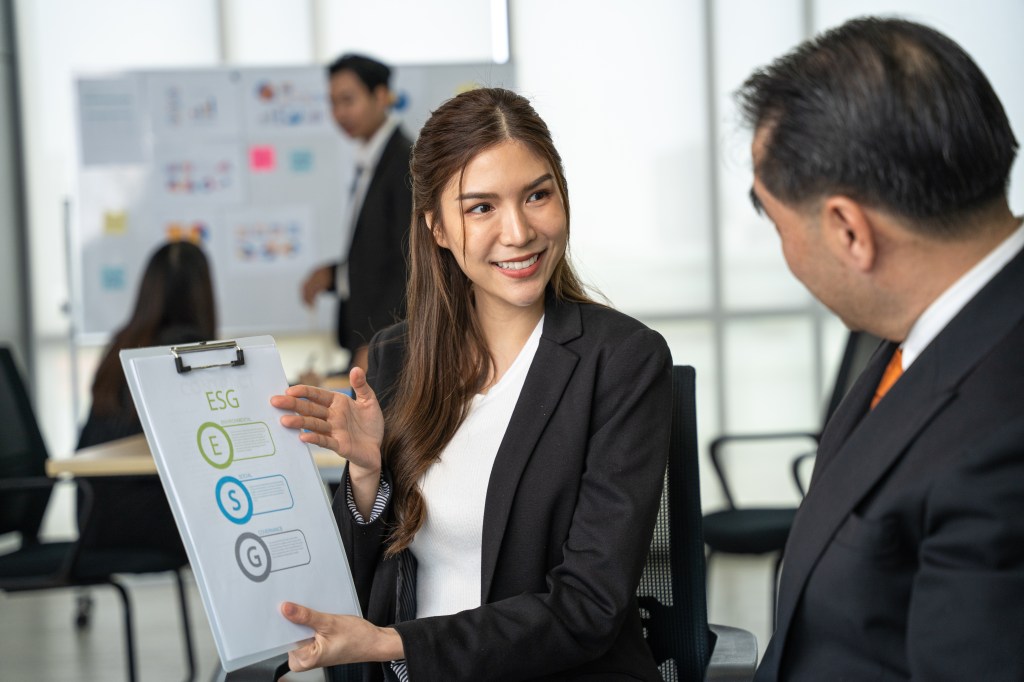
[528,190,551,203]
[467,203,493,215]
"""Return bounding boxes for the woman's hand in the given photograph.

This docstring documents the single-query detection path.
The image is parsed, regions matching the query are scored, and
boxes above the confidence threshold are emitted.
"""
[270,367,384,476]
[281,602,404,670]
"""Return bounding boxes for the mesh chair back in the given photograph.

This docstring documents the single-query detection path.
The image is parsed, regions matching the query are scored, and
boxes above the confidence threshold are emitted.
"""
[638,365,714,681]
[0,347,52,542]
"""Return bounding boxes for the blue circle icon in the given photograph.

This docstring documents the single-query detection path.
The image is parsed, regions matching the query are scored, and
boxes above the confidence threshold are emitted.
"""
[215,476,253,524]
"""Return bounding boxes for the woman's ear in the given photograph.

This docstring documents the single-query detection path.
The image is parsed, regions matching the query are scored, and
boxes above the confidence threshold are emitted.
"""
[821,196,876,272]
[427,212,449,249]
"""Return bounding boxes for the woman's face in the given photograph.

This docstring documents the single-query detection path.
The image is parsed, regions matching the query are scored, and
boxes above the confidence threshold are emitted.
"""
[430,140,567,321]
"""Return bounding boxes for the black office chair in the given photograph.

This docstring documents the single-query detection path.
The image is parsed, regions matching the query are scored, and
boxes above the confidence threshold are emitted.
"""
[702,331,881,627]
[0,346,197,682]
[638,365,757,681]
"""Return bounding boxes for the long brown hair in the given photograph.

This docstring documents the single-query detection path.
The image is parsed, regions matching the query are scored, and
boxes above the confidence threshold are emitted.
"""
[383,87,592,554]
[90,240,216,416]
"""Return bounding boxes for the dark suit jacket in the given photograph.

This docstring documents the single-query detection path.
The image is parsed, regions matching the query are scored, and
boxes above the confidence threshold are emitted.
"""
[333,126,413,352]
[331,294,671,681]
[756,245,1024,681]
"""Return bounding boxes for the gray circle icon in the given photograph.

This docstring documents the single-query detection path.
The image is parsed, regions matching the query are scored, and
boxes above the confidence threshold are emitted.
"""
[234,532,271,582]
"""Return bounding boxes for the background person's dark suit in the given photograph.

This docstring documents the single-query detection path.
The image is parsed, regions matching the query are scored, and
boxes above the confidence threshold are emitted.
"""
[332,127,413,352]
[330,294,672,681]
[756,246,1024,681]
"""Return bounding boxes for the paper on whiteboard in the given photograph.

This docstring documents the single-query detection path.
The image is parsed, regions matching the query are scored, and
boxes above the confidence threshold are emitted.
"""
[152,142,246,205]
[147,70,244,139]
[77,77,147,165]
[222,205,314,273]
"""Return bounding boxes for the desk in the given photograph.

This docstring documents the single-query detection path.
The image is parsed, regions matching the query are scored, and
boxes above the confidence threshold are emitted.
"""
[46,433,345,479]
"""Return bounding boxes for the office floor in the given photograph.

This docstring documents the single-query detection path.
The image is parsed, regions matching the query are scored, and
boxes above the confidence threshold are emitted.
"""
[0,554,772,681]
[0,571,322,682]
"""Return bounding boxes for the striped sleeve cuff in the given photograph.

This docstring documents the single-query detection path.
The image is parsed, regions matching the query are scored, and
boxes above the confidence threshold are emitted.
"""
[345,472,390,525]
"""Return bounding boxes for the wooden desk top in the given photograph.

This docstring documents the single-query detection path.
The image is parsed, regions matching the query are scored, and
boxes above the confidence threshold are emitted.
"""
[47,433,344,477]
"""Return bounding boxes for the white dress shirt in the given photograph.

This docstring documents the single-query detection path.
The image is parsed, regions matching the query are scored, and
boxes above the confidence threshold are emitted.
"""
[901,219,1024,370]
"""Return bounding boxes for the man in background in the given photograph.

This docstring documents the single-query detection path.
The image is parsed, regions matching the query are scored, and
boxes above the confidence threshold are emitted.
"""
[740,17,1024,680]
[303,54,412,372]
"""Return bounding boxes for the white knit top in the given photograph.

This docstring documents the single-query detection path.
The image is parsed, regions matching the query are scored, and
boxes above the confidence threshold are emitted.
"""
[409,317,543,618]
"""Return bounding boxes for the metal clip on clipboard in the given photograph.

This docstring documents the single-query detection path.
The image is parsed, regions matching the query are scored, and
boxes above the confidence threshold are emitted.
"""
[171,340,246,374]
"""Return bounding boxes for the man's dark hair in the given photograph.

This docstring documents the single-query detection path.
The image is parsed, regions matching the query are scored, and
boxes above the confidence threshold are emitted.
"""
[738,17,1018,235]
[327,53,391,93]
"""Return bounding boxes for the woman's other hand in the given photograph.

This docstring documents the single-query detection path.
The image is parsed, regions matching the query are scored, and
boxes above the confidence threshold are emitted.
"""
[271,366,384,478]
[280,601,404,670]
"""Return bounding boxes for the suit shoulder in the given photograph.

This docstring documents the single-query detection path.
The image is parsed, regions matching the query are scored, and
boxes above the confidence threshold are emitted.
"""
[385,127,414,158]
[370,320,408,351]
[577,302,661,341]
[567,302,669,362]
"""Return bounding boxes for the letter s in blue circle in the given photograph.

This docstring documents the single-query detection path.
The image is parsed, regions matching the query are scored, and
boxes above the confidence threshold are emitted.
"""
[215,476,253,524]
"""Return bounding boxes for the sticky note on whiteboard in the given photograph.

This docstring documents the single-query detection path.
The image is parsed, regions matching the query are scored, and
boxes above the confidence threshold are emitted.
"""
[249,145,276,172]
[289,149,313,173]
[104,210,128,234]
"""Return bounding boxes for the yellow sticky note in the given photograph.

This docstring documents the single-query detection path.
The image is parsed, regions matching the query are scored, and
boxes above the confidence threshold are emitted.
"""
[104,210,127,235]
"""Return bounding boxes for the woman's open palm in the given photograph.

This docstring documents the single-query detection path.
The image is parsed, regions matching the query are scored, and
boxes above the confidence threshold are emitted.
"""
[270,367,384,473]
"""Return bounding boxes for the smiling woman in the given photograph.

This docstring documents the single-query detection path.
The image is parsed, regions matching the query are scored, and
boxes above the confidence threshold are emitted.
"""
[430,140,567,339]
[269,88,674,681]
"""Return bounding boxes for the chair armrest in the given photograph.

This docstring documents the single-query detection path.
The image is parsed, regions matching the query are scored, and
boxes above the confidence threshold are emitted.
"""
[709,431,820,453]
[709,432,820,508]
[0,476,94,515]
[0,476,94,577]
[0,476,58,491]
[791,450,817,498]
[706,623,758,682]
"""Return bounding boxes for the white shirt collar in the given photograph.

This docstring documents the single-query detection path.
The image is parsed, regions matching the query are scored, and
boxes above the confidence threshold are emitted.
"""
[355,113,399,171]
[901,218,1024,369]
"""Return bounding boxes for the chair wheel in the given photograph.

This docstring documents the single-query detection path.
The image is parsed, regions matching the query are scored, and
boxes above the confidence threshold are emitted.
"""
[74,593,94,629]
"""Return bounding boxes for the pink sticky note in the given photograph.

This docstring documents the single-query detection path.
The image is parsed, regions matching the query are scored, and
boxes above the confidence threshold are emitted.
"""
[249,145,276,172]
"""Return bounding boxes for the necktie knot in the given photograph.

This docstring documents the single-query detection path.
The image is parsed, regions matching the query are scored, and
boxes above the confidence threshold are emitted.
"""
[871,348,903,409]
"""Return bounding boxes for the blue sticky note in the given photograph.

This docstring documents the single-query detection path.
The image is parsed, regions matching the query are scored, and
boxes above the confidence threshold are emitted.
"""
[290,149,314,173]
[101,266,126,290]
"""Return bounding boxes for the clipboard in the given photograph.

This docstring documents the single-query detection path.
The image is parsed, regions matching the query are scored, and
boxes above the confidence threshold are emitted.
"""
[121,336,361,671]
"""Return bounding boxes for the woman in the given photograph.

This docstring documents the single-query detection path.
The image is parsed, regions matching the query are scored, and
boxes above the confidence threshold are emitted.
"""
[77,239,216,553]
[272,88,672,680]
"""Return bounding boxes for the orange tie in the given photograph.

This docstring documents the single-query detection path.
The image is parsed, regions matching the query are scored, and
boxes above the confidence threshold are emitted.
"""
[871,348,903,409]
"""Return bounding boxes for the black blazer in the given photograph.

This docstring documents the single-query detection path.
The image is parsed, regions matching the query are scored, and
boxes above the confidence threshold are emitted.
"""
[331,294,672,681]
[756,245,1024,681]
[334,126,413,351]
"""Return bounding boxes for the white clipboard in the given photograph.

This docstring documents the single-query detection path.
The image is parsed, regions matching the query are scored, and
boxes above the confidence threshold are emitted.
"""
[121,336,361,671]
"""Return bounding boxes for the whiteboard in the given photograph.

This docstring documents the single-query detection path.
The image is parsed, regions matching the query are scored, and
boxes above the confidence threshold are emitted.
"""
[73,62,515,341]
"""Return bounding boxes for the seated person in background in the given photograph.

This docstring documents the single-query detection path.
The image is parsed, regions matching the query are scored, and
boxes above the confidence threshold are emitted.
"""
[270,87,673,680]
[77,240,217,556]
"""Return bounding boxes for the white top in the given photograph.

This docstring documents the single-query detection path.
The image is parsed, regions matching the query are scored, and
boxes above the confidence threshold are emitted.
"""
[901,219,1024,370]
[410,317,544,618]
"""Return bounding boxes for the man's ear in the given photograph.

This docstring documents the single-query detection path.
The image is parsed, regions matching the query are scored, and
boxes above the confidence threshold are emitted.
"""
[821,196,876,272]
[374,84,393,109]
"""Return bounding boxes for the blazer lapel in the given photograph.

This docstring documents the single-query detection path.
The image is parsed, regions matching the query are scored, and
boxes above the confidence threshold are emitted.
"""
[810,340,895,481]
[479,296,582,600]
[769,245,1024,669]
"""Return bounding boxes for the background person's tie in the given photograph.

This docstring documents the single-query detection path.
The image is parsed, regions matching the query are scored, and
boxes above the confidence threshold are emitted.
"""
[871,347,903,409]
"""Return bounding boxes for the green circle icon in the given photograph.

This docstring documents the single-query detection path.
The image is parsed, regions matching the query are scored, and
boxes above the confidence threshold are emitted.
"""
[197,422,234,469]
